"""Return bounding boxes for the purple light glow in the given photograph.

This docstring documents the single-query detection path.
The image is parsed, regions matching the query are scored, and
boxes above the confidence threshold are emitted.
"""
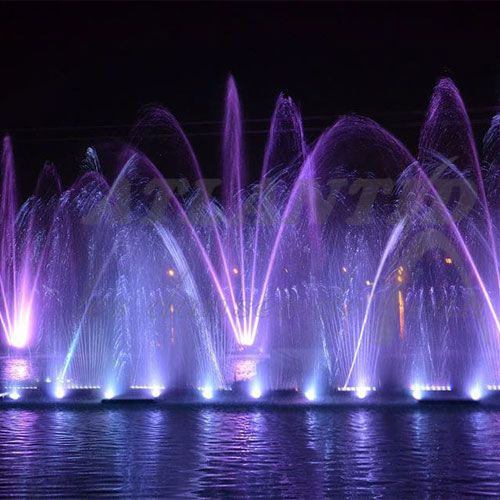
[0,77,498,398]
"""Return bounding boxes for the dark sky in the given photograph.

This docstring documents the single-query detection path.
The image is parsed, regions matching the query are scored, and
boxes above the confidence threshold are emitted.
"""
[1,1,499,196]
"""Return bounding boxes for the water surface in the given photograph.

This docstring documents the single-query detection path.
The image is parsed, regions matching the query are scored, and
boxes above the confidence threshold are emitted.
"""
[0,405,498,497]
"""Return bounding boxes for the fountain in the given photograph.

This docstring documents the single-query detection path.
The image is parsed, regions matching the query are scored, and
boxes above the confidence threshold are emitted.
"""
[0,77,498,404]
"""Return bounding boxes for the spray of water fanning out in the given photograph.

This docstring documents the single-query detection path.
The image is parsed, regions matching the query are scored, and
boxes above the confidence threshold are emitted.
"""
[0,76,498,400]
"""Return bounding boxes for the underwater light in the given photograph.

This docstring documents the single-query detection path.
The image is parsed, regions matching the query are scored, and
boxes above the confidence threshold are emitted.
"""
[470,387,482,401]
[151,386,162,398]
[304,388,316,402]
[250,385,262,399]
[9,390,20,400]
[201,386,214,400]
[54,385,66,399]
[412,389,423,401]
[104,388,115,399]
[356,386,368,399]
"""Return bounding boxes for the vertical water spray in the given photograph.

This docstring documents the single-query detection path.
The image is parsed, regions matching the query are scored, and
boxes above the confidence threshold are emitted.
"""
[0,137,35,349]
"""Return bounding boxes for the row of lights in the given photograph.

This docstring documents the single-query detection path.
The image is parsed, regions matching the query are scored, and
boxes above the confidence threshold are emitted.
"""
[5,385,38,390]
[336,386,377,400]
[410,384,451,392]
[337,386,377,392]
[411,384,452,401]
[130,385,166,390]
[6,384,170,401]
[130,385,165,398]
[410,384,486,401]
[199,385,378,402]
[4,384,379,402]
[5,381,497,403]
[67,385,101,390]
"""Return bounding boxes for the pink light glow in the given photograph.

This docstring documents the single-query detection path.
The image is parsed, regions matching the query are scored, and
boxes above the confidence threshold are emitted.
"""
[0,267,37,349]
[0,137,37,349]
[10,301,32,349]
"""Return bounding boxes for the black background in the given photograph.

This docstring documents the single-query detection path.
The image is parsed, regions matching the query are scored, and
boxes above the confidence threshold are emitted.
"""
[0,1,499,197]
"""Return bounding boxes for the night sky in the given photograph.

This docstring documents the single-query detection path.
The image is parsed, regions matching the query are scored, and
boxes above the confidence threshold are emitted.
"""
[0,1,499,197]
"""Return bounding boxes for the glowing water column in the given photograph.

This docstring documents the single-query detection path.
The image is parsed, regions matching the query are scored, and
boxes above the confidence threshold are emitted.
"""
[0,137,35,349]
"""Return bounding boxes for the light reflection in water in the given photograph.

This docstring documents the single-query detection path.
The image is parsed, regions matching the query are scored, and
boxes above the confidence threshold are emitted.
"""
[2,357,33,382]
[0,407,497,496]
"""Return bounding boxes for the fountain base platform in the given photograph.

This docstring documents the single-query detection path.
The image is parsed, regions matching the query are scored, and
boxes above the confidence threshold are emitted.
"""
[1,385,500,406]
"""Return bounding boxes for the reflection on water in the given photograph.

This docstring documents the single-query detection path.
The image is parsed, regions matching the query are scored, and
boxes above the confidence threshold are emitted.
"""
[0,405,498,496]
[1,357,34,382]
